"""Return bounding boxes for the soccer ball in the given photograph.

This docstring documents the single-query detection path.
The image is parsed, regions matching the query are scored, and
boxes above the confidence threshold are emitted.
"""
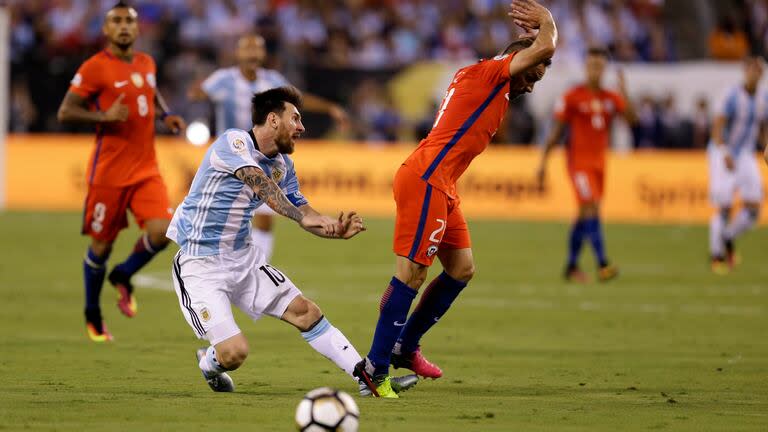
[295,387,359,432]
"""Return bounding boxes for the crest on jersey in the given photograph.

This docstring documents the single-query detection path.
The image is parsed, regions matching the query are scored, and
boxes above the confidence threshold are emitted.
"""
[146,73,156,88]
[231,138,246,154]
[271,167,284,183]
[426,245,438,257]
[131,72,144,88]
[200,307,211,322]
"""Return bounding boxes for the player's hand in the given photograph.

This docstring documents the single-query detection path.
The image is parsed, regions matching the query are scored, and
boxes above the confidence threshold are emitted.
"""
[336,211,366,239]
[164,114,187,135]
[508,0,553,31]
[103,93,129,122]
[300,214,337,237]
[724,153,735,171]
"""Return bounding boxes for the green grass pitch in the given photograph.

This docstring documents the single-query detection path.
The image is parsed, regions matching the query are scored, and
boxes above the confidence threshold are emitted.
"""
[1,212,766,431]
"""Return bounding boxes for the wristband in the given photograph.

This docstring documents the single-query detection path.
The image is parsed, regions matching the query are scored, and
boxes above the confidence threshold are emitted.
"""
[160,111,175,120]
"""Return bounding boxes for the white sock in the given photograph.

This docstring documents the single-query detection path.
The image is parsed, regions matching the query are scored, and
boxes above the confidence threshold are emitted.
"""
[301,317,362,378]
[709,211,726,256]
[251,228,274,260]
[724,208,757,241]
[199,345,226,376]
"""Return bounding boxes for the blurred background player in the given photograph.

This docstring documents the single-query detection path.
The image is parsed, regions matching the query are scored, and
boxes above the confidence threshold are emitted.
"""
[537,47,636,283]
[167,87,415,395]
[188,34,349,261]
[57,1,186,342]
[708,56,767,274]
[354,0,557,398]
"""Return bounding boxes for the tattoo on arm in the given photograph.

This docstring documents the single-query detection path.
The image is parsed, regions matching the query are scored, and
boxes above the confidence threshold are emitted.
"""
[236,167,303,222]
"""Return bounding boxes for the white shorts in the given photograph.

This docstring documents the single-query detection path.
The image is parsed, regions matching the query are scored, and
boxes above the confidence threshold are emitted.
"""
[171,245,302,345]
[708,145,763,207]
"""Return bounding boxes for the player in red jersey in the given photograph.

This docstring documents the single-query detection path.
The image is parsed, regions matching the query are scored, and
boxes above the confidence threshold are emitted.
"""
[57,1,186,342]
[536,47,636,283]
[352,0,557,397]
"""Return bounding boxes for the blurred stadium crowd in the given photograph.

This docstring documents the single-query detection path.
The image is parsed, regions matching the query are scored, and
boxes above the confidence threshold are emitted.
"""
[6,0,767,147]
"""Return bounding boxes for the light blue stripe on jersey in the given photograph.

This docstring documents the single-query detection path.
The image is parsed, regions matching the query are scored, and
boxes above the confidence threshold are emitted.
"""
[718,85,767,156]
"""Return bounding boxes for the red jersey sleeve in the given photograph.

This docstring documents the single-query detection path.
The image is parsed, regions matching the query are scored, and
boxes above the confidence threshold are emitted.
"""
[553,91,574,123]
[473,53,515,86]
[68,57,104,99]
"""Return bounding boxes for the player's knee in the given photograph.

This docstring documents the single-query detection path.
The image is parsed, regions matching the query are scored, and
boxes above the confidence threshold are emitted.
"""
[90,240,112,258]
[217,341,249,370]
[446,261,475,283]
[295,299,323,332]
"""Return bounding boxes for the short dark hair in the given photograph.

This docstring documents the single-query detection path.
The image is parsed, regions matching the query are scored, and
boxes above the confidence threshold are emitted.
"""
[501,37,552,67]
[251,86,303,126]
[111,1,131,9]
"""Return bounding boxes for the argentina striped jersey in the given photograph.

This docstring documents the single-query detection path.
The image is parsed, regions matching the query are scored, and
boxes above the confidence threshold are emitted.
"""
[714,85,768,156]
[167,128,308,256]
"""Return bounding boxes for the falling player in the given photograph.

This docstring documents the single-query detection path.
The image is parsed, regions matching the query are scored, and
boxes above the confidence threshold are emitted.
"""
[167,87,415,395]
[188,34,349,262]
[537,47,636,282]
[57,1,186,341]
[353,0,557,397]
[708,56,767,273]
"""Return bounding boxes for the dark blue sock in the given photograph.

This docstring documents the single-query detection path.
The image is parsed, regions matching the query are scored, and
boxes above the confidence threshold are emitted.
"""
[84,248,109,311]
[584,217,608,267]
[567,219,586,268]
[367,277,417,375]
[397,271,466,355]
[113,234,167,279]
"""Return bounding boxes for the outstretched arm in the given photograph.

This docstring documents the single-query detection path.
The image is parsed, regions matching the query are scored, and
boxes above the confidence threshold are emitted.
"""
[57,91,128,124]
[507,0,558,77]
[302,93,350,130]
[235,166,335,234]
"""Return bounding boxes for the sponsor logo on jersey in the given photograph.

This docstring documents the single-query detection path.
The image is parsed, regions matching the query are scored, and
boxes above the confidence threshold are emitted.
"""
[114,80,129,88]
[131,72,144,88]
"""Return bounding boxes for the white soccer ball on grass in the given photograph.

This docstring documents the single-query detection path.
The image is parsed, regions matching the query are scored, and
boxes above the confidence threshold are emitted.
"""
[295,387,359,432]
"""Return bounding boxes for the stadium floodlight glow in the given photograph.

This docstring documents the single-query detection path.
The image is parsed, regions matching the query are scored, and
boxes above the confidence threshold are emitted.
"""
[186,121,210,146]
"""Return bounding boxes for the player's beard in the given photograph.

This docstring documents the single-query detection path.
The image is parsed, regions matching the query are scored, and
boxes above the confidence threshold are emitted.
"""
[275,128,295,154]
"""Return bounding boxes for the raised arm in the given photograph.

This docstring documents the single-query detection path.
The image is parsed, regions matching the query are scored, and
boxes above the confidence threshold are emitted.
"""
[617,69,637,125]
[507,0,558,77]
[57,90,128,124]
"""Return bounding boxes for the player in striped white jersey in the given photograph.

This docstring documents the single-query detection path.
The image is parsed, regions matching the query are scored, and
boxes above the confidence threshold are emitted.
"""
[709,56,768,273]
[189,34,349,262]
[166,87,416,395]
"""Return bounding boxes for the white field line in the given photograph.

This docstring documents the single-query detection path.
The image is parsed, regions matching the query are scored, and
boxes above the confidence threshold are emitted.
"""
[135,272,763,316]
